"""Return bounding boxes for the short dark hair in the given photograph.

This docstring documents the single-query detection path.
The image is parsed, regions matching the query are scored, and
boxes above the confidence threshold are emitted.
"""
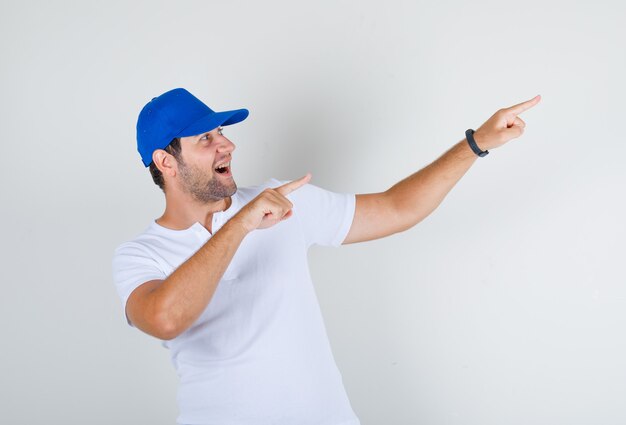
[148,138,182,192]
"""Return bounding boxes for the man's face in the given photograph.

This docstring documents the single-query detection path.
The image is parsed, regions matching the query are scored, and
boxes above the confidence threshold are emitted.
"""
[176,126,237,203]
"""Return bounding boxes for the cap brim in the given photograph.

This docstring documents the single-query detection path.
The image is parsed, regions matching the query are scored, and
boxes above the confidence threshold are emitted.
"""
[176,108,249,138]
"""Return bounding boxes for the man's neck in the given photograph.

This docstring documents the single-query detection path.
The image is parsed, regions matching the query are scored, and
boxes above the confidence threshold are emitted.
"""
[157,196,232,234]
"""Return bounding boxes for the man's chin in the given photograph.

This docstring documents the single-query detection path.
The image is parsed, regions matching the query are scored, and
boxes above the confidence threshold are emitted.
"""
[226,180,237,196]
[217,183,237,201]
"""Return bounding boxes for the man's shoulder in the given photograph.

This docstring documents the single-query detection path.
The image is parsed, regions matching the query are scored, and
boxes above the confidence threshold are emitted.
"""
[235,177,290,200]
[113,227,155,258]
[246,177,336,204]
[243,177,285,190]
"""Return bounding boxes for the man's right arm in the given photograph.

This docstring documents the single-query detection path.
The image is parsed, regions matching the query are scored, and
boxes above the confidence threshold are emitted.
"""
[126,218,249,340]
[125,173,312,340]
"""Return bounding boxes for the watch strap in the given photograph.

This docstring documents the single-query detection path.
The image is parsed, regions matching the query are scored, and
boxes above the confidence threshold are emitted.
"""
[466,129,489,157]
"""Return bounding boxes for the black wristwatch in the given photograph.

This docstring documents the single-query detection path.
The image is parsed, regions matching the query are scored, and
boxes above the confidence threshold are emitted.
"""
[465,129,489,157]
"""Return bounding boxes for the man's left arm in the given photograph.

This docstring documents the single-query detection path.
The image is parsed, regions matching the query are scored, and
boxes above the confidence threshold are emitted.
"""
[342,95,541,245]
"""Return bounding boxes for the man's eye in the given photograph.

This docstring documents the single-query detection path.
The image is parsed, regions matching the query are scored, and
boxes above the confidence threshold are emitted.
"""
[199,128,223,141]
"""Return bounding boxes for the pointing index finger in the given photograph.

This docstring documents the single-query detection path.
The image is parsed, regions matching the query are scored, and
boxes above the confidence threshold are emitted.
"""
[275,172,312,196]
[505,95,541,115]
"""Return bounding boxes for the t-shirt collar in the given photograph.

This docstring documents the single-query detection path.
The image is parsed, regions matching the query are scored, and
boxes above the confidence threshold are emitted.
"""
[151,190,240,235]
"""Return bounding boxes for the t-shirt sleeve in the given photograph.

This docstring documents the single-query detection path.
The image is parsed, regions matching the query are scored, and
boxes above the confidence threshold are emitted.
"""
[269,178,356,248]
[112,242,167,327]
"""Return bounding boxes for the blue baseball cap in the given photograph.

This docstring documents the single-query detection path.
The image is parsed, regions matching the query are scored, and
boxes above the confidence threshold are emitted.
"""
[136,88,249,167]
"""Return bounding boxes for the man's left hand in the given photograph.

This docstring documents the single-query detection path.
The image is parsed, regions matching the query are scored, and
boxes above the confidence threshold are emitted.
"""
[473,95,542,151]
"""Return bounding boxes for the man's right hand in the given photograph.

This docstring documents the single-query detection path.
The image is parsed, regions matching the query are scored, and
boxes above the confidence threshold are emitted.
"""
[232,173,312,233]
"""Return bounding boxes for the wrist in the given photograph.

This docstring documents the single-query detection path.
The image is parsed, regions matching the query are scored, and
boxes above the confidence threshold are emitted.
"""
[225,215,253,237]
[465,128,489,157]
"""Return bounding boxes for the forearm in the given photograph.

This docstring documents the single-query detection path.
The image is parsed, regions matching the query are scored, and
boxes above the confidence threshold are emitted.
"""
[386,138,477,231]
[151,217,250,338]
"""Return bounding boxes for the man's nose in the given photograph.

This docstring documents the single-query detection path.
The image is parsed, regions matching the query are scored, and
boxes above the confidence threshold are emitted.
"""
[216,135,236,154]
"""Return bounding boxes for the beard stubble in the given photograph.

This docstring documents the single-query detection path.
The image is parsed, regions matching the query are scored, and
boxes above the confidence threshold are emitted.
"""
[177,157,237,203]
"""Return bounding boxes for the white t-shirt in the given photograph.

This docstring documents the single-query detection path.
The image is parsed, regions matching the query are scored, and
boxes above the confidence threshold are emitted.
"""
[112,178,360,425]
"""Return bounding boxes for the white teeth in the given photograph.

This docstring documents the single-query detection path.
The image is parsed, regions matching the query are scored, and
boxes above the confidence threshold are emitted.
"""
[215,161,230,170]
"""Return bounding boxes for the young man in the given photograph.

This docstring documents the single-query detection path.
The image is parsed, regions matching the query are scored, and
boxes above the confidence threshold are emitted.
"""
[112,87,540,425]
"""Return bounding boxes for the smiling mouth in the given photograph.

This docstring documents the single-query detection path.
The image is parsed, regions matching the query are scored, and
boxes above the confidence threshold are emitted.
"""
[214,163,231,176]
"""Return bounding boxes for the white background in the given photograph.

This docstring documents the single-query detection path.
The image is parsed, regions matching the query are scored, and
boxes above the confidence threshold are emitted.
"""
[1,0,625,424]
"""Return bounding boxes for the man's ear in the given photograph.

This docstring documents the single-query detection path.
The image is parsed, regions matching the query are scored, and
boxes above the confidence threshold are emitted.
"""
[152,149,177,178]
